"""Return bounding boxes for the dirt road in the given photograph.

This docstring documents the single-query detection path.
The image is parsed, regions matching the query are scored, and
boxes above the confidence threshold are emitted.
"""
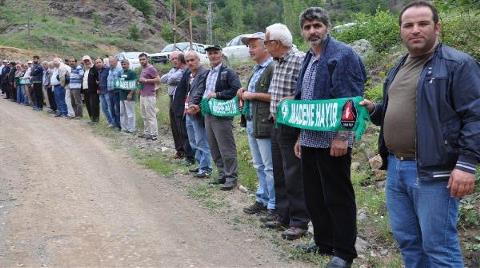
[0,98,293,267]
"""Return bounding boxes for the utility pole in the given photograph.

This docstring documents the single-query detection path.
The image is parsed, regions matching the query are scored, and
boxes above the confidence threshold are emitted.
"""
[206,1,213,45]
[173,0,177,44]
[27,4,31,44]
[188,0,193,48]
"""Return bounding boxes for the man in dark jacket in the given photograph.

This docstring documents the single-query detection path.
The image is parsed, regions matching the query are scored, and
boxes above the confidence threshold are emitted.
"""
[190,45,241,190]
[237,33,276,215]
[1,61,11,99]
[293,8,366,268]
[81,55,100,123]
[31,55,44,110]
[361,1,479,267]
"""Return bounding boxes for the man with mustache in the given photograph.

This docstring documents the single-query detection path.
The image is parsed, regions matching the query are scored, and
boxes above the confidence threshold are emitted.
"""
[294,7,366,268]
[361,1,480,267]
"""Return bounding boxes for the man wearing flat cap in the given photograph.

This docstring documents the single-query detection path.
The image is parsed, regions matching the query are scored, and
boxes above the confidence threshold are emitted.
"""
[190,44,242,190]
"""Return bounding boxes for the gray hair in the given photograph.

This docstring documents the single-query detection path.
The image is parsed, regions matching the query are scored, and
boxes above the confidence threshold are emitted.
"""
[265,23,293,48]
[299,7,330,28]
[185,50,200,60]
[121,59,130,64]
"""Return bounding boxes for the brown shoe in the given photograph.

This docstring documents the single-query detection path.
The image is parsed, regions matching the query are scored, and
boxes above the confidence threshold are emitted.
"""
[281,227,307,240]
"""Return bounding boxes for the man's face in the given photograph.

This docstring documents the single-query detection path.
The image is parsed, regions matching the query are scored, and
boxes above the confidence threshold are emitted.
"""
[28,63,32,68]
[33,58,39,64]
[139,56,148,67]
[95,59,103,69]
[121,61,129,70]
[400,6,440,56]
[302,19,328,47]
[185,54,199,71]
[207,50,223,67]
[264,32,281,58]
[170,52,180,68]
[69,59,77,68]
[109,59,118,69]
[247,39,268,63]
[83,59,91,68]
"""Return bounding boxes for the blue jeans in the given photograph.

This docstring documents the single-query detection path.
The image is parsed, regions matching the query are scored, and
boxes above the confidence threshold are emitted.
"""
[99,93,113,124]
[386,155,463,268]
[186,114,211,172]
[16,85,24,104]
[246,121,275,209]
[108,90,121,128]
[53,85,67,116]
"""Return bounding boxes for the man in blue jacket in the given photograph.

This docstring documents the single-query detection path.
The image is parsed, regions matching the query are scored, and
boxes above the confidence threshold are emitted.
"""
[293,7,366,268]
[30,56,44,110]
[361,1,479,267]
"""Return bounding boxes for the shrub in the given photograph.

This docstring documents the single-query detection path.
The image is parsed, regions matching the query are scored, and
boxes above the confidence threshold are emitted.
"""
[128,0,153,18]
[441,12,480,60]
[365,84,383,102]
[128,25,140,41]
[333,9,399,53]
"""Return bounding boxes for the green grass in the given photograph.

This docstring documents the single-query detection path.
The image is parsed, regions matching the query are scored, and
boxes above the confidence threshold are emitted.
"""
[186,184,226,212]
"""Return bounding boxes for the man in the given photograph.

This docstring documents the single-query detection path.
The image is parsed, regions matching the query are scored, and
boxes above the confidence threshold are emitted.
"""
[41,61,51,109]
[138,53,160,140]
[45,61,57,113]
[68,57,84,118]
[63,60,74,118]
[30,56,44,111]
[82,55,100,123]
[51,58,68,118]
[263,23,310,240]
[7,62,16,101]
[23,61,33,105]
[107,56,122,130]
[189,45,241,191]
[237,33,275,214]
[161,51,188,159]
[361,1,479,267]
[119,59,137,133]
[293,8,366,268]
[1,60,10,97]
[96,58,114,126]
[177,51,212,177]
[0,60,4,95]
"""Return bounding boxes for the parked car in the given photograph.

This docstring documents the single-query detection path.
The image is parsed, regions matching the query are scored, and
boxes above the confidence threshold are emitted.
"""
[222,34,251,63]
[114,52,145,70]
[149,42,209,65]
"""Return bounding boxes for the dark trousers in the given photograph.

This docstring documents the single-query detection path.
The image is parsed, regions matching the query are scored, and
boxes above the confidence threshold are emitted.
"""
[169,96,184,154]
[175,115,194,160]
[85,91,100,122]
[108,90,121,128]
[271,124,309,228]
[46,86,56,111]
[302,147,357,261]
[32,83,43,109]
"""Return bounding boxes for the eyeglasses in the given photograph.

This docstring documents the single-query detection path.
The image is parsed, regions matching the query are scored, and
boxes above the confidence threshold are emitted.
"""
[264,40,277,45]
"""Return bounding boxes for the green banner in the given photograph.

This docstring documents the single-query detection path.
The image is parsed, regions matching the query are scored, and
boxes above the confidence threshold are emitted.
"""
[276,96,370,140]
[19,77,31,85]
[113,79,139,90]
[201,96,247,117]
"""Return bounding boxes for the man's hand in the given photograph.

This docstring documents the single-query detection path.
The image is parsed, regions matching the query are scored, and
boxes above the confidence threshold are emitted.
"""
[186,104,200,115]
[242,91,254,101]
[139,77,146,84]
[330,138,348,157]
[447,169,476,198]
[127,94,133,101]
[237,88,246,99]
[97,90,100,94]
[207,92,216,99]
[359,99,375,113]
[294,138,301,159]
[280,95,295,102]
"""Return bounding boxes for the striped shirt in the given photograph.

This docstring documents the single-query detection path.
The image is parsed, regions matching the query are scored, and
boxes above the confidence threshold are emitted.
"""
[204,64,222,98]
[268,49,305,116]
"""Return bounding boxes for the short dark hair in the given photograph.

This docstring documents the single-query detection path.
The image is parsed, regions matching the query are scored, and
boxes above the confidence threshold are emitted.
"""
[299,7,330,28]
[399,0,439,25]
[138,52,148,59]
[177,53,186,64]
[33,55,40,59]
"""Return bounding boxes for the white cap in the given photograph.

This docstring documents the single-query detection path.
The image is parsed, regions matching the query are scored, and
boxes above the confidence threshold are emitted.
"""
[82,55,92,62]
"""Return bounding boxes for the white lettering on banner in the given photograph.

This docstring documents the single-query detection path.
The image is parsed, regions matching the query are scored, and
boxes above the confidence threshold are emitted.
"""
[288,103,338,128]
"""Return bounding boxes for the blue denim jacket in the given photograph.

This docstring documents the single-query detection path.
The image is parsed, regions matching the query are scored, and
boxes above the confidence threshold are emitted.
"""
[98,67,109,94]
[371,44,480,179]
[295,35,366,100]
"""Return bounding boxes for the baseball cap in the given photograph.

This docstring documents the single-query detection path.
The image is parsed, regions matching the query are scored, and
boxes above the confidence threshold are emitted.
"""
[82,55,92,62]
[27,60,33,64]
[241,32,266,45]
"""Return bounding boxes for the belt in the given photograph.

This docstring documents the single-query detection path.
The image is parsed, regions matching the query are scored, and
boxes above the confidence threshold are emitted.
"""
[391,154,416,161]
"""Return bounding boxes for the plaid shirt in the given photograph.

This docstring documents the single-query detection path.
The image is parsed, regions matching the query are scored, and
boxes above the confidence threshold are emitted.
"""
[203,64,222,97]
[269,49,305,116]
[300,54,354,148]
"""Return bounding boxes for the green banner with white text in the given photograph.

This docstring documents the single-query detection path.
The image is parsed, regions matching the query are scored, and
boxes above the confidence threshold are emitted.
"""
[276,96,370,140]
[201,96,249,117]
[113,79,139,90]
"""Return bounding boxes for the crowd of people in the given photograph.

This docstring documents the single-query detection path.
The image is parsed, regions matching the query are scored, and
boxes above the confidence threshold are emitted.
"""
[1,2,479,268]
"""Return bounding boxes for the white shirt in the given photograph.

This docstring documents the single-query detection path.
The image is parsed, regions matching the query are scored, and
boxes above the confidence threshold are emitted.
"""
[50,68,60,86]
[83,68,90,89]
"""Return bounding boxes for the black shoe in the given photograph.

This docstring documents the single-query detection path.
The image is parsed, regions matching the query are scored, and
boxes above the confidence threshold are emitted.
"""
[281,227,307,240]
[326,257,353,268]
[149,135,158,141]
[259,209,276,222]
[209,178,226,185]
[263,219,288,230]
[220,180,237,191]
[243,202,267,215]
[194,169,211,178]
[296,242,334,255]
[189,167,199,173]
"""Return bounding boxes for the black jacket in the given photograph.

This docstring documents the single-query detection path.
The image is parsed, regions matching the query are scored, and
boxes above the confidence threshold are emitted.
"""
[190,64,241,104]
[81,67,99,94]
[173,66,208,118]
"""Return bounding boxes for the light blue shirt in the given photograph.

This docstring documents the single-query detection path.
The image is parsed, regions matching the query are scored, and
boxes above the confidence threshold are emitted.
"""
[203,64,222,98]
[247,57,272,116]
[107,66,122,91]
